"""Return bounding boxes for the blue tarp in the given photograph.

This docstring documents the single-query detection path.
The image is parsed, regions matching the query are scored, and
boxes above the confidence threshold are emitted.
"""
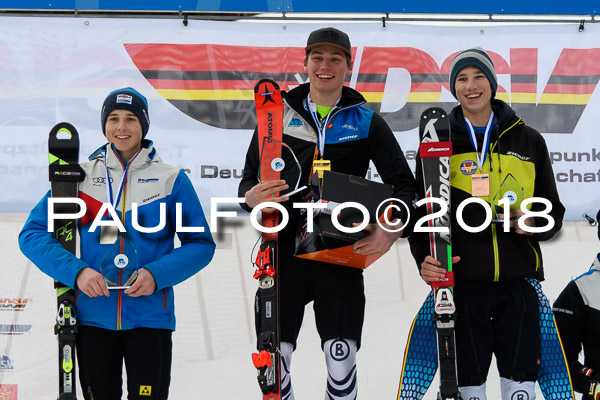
[0,0,597,14]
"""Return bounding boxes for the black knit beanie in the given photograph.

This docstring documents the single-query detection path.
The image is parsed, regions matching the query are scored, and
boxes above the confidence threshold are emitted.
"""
[100,87,150,139]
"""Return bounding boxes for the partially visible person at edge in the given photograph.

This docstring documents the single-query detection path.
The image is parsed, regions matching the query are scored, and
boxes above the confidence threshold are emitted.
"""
[409,47,565,399]
[554,209,600,400]
[19,87,216,400]
[238,27,416,399]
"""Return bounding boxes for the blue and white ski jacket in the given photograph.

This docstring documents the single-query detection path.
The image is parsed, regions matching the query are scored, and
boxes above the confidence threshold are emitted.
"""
[238,82,416,240]
[19,140,215,331]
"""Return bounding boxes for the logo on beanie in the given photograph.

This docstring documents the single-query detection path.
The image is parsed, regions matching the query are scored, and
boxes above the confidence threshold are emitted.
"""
[116,94,133,104]
[141,109,150,125]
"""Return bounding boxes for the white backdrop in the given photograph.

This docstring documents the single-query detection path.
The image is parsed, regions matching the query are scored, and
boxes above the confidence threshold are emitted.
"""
[0,17,599,219]
[2,15,600,399]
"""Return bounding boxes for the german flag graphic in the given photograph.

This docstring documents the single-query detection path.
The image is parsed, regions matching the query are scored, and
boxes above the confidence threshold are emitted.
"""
[504,48,600,133]
[125,44,600,134]
[124,43,306,130]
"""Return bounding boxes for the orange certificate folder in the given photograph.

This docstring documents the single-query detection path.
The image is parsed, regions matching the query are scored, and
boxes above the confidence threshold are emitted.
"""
[294,171,393,269]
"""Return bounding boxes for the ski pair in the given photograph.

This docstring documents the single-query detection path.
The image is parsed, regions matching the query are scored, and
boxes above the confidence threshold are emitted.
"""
[398,108,461,400]
[49,122,85,400]
[251,79,284,400]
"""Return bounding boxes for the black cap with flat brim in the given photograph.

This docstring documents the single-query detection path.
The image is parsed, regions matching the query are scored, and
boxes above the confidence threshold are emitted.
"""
[305,27,351,57]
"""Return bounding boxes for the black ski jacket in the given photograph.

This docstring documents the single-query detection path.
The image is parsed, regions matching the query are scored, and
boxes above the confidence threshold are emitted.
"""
[238,82,416,241]
[409,99,565,283]
[554,254,600,397]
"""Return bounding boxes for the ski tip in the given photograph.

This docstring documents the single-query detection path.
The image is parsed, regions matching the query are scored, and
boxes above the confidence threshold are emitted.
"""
[254,78,281,94]
[48,122,82,171]
[421,107,448,120]
[49,122,79,141]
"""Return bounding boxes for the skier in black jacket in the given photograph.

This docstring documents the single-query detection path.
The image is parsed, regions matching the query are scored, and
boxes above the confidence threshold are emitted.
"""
[554,209,600,400]
[410,47,565,399]
[238,27,416,399]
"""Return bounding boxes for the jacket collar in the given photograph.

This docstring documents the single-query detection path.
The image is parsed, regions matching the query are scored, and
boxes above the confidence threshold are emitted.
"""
[592,253,600,271]
[89,139,157,171]
[283,82,366,114]
[449,99,518,137]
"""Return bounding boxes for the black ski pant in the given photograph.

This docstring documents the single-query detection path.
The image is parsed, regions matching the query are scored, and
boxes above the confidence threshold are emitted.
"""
[454,279,541,386]
[273,239,366,350]
[253,237,366,351]
[77,325,172,400]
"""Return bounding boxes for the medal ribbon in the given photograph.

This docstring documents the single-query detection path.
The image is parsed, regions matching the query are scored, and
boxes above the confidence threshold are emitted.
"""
[304,94,339,158]
[104,144,141,211]
[464,113,494,173]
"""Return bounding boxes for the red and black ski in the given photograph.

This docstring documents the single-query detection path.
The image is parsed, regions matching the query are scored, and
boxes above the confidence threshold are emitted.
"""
[49,122,85,400]
[251,78,284,400]
[419,108,460,400]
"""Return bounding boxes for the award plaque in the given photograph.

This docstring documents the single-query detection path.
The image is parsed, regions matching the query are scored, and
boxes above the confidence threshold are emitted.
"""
[99,234,139,290]
[258,136,303,195]
[492,173,525,223]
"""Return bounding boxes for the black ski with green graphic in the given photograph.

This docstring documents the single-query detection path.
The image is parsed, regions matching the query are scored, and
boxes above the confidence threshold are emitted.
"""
[49,122,85,400]
[418,108,461,400]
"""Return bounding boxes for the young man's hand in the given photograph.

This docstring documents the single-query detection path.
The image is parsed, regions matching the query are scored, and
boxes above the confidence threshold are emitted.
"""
[245,180,289,213]
[352,219,404,256]
[420,255,461,284]
[76,267,110,298]
[125,268,156,297]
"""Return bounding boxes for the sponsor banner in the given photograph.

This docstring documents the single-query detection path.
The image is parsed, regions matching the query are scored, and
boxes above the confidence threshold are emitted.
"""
[0,17,598,219]
[0,384,18,400]
[0,354,15,371]
[0,325,32,335]
[0,298,31,312]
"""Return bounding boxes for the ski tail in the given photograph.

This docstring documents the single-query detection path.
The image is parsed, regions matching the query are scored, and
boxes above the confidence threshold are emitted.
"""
[49,122,85,400]
[252,79,284,400]
[529,279,576,400]
[397,291,438,400]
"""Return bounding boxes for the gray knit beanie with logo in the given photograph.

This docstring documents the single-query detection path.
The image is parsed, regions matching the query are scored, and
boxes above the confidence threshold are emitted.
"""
[449,47,497,100]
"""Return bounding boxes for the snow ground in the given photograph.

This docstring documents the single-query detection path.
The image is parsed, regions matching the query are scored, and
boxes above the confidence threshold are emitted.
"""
[1,215,597,399]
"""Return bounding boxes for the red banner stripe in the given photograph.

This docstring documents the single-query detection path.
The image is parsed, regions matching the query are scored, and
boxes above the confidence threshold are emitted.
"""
[548,48,600,75]
[127,44,303,72]
[542,83,599,95]
[145,78,300,91]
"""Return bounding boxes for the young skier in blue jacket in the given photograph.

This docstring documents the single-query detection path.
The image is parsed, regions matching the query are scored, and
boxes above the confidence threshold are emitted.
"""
[20,87,215,400]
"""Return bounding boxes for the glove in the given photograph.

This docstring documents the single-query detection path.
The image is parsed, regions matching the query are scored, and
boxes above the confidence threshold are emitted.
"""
[589,380,600,400]
[582,368,600,400]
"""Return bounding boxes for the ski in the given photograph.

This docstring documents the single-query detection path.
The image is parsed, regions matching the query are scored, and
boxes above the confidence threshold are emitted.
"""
[251,78,284,400]
[397,107,459,400]
[419,108,459,400]
[528,278,575,400]
[49,122,85,400]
